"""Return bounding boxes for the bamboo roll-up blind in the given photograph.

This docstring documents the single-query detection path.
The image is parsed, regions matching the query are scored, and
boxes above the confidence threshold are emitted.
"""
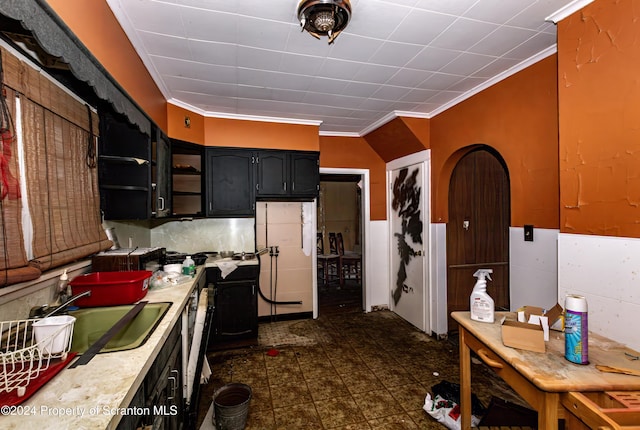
[0,45,110,285]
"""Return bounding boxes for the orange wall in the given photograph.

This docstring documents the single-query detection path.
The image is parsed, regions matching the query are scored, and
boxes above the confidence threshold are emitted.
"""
[319,136,387,221]
[430,55,559,228]
[365,117,429,161]
[46,0,167,130]
[558,0,640,238]
[204,118,319,150]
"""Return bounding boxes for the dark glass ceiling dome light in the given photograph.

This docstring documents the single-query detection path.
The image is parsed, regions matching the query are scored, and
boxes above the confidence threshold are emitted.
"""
[297,0,352,44]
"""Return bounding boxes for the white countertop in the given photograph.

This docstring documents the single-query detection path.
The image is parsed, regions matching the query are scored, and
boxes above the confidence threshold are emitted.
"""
[1,268,205,430]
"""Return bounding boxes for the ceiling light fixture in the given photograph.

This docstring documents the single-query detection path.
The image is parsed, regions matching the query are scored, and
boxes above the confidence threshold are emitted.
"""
[297,0,352,44]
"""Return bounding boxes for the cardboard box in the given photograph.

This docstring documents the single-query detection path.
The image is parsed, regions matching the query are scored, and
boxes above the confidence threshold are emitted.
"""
[517,303,564,332]
[501,318,546,353]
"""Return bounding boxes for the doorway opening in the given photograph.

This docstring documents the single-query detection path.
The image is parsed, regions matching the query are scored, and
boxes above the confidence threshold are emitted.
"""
[316,172,366,316]
[446,147,510,333]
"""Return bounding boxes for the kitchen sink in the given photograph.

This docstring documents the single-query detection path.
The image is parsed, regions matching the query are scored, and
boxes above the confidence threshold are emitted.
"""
[69,302,171,354]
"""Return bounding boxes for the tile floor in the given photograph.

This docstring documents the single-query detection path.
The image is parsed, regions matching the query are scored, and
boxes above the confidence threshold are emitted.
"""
[196,308,528,429]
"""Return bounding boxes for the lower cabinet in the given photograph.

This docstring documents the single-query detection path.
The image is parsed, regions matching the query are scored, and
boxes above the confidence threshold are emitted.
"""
[117,319,183,430]
[207,266,259,346]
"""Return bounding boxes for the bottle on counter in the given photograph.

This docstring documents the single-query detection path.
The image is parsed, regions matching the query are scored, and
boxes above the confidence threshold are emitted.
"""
[182,255,196,278]
[57,269,70,303]
[470,268,494,323]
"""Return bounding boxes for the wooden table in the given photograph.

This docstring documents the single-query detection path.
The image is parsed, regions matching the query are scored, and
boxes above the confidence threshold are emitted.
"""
[452,311,640,429]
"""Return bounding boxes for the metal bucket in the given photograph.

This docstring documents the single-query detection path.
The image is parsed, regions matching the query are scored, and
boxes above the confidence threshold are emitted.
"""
[212,383,252,430]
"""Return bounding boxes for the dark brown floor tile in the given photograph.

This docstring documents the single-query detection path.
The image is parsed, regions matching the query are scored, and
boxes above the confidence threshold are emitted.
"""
[328,422,372,430]
[266,362,305,384]
[273,402,323,429]
[263,348,299,368]
[340,368,385,394]
[406,409,445,429]
[245,408,276,430]
[246,385,273,412]
[371,366,417,388]
[352,389,404,420]
[387,383,428,413]
[294,344,329,363]
[307,375,351,401]
[315,395,367,428]
[299,357,338,379]
[367,413,419,429]
[330,354,367,374]
[269,381,313,408]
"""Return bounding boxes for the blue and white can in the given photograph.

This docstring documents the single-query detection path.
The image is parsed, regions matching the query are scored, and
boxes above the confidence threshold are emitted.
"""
[565,294,588,364]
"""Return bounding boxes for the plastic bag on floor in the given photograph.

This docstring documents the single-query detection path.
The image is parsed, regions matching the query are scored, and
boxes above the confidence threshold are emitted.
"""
[423,393,480,430]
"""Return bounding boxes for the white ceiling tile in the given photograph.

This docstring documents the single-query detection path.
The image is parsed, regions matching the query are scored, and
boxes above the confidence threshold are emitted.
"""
[463,0,535,24]
[181,8,237,43]
[152,56,237,84]
[237,47,283,71]
[468,26,538,57]
[420,73,464,90]
[439,52,496,76]
[406,47,460,72]
[371,85,411,101]
[107,0,576,134]
[447,77,486,92]
[343,81,381,98]
[187,40,237,66]
[401,88,439,103]
[318,58,362,80]
[236,16,291,51]
[504,32,557,60]
[327,34,382,62]
[352,63,399,84]
[307,77,350,94]
[430,18,499,51]
[471,57,521,78]
[386,68,433,87]
[507,1,564,30]
[121,1,186,37]
[412,0,478,16]
[138,31,191,59]
[389,9,457,44]
[278,52,325,76]
[347,1,413,39]
[368,42,424,67]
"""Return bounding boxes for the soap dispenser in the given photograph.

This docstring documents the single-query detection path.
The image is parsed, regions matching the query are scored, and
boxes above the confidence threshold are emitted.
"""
[470,269,494,323]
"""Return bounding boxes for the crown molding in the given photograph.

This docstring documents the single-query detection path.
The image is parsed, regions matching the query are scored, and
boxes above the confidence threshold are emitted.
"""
[546,0,595,23]
[168,99,323,127]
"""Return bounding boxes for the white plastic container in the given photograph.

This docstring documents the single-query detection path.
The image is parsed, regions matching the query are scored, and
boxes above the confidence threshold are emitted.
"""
[33,315,76,355]
[470,269,494,323]
[182,255,196,277]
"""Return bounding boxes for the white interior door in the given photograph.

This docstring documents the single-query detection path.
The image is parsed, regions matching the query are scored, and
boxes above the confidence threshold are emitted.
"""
[390,163,427,331]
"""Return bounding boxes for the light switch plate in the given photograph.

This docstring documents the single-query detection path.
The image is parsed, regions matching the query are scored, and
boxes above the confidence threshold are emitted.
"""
[524,224,534,242]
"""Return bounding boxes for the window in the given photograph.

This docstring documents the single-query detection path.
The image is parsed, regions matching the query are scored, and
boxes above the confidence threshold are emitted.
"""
[0,45,110,287]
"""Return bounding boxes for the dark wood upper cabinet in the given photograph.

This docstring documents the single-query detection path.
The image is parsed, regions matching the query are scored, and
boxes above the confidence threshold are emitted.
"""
[206,148,255,217]
[256,150,319,199]
[98,109,151,220]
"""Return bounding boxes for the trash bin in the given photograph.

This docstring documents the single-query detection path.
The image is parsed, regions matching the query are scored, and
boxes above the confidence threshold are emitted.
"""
[212,383,252,430]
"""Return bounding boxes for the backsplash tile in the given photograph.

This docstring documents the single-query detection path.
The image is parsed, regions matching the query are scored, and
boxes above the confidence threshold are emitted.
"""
[150,218,255,253]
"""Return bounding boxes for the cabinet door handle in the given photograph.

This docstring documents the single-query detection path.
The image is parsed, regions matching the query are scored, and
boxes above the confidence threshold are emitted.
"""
[283,182,287,191]
[292,181,295,191]
[168,369,179,401]
[158,196,165,211]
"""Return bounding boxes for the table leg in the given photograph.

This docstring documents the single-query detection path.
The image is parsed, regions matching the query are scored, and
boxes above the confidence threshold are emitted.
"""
[540,392,560,429]
[459,328,472,430]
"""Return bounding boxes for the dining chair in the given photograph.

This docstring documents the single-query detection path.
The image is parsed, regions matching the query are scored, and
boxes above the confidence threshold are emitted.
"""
[336,232,361,284]
[317,233,340,286]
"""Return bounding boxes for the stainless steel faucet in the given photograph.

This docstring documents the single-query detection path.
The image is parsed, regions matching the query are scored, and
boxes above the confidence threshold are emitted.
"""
[29,291,92,319]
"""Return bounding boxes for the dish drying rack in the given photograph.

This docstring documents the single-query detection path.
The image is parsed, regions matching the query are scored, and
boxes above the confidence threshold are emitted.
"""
[0,318,74,398]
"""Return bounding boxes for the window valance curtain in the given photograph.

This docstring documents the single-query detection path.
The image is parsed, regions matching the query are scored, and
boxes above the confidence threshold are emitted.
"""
[0,0,150,136]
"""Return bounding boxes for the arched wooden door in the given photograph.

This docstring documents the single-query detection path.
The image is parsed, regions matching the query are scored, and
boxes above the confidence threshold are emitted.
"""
[446,148,510,332]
